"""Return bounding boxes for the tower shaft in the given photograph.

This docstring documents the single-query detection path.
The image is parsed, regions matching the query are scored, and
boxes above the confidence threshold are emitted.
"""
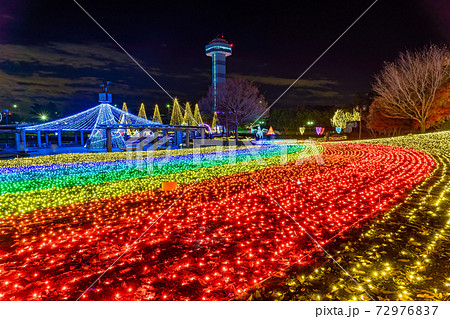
[205,37,232,111]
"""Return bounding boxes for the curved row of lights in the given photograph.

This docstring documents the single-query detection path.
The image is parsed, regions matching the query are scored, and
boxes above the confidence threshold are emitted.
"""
[0,145,319,216]
[0,143,434,300]
[0,145,303,195]
[246,132,450,301]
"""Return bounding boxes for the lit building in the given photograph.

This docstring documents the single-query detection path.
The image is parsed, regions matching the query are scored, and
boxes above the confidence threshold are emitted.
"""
[205,37,232,111]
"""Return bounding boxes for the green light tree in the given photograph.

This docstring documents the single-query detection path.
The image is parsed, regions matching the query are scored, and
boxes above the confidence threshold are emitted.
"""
[331,109,360,129]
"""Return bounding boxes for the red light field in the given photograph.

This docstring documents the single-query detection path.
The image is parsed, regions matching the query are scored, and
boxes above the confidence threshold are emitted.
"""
[0,144,435,300]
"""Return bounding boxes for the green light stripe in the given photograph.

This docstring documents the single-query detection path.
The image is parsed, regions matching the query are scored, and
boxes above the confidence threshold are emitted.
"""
[0,145,322,216]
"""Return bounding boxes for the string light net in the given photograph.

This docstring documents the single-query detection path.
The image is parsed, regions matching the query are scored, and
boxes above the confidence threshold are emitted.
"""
[24,103,159,149]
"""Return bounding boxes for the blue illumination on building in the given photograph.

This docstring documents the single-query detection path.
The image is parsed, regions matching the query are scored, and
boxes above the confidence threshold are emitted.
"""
[205,37,232,111]
[24,93,159,149]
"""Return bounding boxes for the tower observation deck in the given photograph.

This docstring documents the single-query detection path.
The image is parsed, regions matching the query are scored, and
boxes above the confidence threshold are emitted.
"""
[205,37,232,111]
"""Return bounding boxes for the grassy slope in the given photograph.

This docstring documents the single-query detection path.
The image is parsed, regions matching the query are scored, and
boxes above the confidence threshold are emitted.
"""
[242,132,450,301]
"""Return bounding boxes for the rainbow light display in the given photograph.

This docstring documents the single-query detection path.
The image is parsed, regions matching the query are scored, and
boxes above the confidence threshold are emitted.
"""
[0,145,314,216]
[0,142,435,300]
[0,145,303,195]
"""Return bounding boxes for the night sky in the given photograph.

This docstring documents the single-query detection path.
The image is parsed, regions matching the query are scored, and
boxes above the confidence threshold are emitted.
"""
[0,0,448,118]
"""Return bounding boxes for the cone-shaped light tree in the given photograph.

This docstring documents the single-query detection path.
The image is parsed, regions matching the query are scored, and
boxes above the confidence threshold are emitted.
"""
[211,111,219,132]
[170,98,184,126]
[193,103,203,125]
[152,104,163,124]
[120,102,132,136]
[183,102,195,126]
[122,102,128,113]
[138,103,147,119]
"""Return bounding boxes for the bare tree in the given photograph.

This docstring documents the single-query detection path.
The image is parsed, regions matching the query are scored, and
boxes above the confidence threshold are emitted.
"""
[199,77,269,142]
[372,44,449,133]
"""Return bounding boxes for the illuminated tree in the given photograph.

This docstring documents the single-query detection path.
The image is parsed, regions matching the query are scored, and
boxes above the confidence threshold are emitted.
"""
[170,98,184,126]
[211,111,219,131]
[368,81,450,135]
[121,102,128,113]
[331,109,360,129]
[366,99,413,136]
[330,109,345,128]
[183,102,195,126]
[419,81,450,130]
[119,102,133,136]
[152,104,163,124]
[199,77,268,142]
[372,44,450,132]
[138,103,147,119]
[193,103,203,125]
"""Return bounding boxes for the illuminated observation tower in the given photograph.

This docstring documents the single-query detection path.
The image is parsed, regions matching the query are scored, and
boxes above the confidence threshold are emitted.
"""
[205,37,232,111]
